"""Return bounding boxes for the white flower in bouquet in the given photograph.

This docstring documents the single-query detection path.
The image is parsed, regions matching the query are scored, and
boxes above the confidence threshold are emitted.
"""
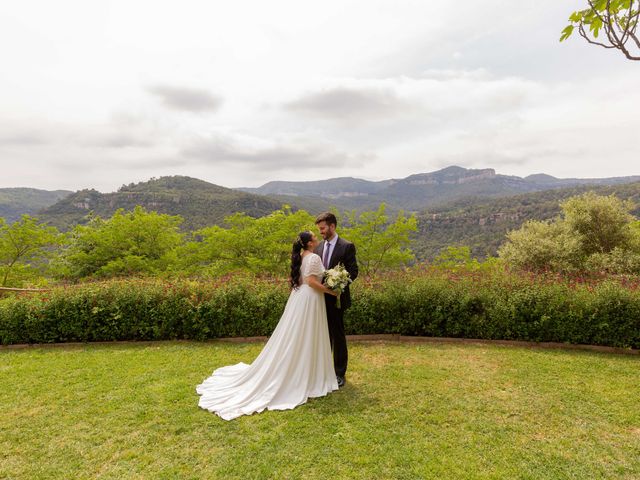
[323,263,352,308]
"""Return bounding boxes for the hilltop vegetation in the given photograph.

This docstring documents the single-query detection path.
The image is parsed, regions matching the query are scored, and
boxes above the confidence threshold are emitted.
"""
[36,176,284,231]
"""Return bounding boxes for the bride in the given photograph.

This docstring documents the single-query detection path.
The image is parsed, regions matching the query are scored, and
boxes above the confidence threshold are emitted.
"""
[196,231,340,420]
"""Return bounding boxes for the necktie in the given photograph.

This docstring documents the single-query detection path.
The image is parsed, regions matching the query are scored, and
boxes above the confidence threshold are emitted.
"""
[323,241,331,268]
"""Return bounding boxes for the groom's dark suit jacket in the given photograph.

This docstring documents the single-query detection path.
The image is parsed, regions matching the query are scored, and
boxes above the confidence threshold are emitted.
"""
[315,236,358,309]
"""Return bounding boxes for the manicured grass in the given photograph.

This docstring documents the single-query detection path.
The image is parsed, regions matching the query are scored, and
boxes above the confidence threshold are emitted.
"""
[1,341,638,479]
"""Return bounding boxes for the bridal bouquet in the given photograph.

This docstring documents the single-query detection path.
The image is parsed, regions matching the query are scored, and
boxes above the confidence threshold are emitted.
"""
[323,263,352,309]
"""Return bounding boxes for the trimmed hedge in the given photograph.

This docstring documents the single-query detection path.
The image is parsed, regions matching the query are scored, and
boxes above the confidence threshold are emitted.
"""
[1,269,639,348]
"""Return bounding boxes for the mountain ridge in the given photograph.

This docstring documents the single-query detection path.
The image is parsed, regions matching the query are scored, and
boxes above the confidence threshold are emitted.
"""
[3,166,640,236]
[239,165,640,211]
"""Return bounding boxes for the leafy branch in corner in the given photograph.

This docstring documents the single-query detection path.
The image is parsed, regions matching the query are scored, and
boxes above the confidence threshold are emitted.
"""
[561,0,640,60]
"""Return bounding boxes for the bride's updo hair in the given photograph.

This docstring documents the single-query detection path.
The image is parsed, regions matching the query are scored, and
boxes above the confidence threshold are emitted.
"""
[290,231,313,289]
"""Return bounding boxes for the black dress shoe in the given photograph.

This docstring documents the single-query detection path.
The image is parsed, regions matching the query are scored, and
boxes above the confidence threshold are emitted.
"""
[336,375,345,388]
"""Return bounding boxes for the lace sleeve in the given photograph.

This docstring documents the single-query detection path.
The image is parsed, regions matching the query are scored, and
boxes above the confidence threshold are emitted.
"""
[304,253,325,277]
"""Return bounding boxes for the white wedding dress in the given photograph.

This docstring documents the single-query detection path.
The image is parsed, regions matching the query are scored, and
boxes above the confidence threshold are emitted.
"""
[196,253,338,420]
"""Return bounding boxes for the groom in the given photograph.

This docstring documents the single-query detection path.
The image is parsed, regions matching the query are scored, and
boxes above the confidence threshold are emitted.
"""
[315,212,358,388]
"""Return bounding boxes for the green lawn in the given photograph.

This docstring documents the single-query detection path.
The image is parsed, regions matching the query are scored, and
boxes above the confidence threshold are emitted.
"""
[1,341,638,479]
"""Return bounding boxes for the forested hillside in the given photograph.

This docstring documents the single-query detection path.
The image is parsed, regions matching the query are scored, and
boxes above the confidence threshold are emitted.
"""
[0,188,73,223]
[413,181,640,260]
[36,176,285,231]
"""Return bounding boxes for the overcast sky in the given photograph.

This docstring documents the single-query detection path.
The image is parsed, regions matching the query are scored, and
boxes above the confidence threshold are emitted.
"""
[1,0,639,192]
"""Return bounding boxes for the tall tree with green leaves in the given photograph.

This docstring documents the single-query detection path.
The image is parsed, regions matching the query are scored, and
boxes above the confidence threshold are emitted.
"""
[0,215,62,287]
[55,206,185,279]
[561,0,640,60]
[177,206,316,277]
[340,204,417,277]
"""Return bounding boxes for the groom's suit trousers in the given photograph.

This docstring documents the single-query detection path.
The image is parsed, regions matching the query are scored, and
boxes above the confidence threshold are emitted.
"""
[317,236,358,378]
[325,300,348,378]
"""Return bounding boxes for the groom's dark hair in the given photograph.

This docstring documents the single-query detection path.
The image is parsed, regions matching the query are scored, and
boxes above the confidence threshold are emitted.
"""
[315,212,337,227]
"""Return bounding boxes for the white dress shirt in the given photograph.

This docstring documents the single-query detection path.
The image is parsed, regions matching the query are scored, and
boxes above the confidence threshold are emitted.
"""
[323,234,339,268]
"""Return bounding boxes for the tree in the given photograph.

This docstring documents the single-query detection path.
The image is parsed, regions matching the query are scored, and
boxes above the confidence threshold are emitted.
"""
[177,206,316,277]
[340,204,417,277]
[177,204,417,278]
[56,206,185,279]
[498,219,583,272]
[561,0,640,60]
[498,192,640,273]
[0,215,62,287]
[561,192,635,255]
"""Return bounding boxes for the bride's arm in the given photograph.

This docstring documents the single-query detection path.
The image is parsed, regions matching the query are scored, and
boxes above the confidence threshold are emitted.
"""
[305,276,338,296]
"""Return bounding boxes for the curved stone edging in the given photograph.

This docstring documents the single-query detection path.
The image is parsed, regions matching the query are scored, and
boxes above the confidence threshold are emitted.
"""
[1,334,638,355]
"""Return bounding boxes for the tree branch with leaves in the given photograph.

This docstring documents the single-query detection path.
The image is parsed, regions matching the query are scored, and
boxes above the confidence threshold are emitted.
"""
[561,0,640,60]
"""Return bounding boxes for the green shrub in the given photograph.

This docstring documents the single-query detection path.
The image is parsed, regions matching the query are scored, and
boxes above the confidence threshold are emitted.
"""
[1,268,639,348]
[499,192,640,275]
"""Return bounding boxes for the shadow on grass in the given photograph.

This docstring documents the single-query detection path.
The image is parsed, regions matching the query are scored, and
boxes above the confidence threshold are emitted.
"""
[297,380,381,421]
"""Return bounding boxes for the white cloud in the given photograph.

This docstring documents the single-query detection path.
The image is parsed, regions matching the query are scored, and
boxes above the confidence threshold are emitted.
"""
[182,131,365,171]
[286,86,408,121]
[145,85,223,113]
[0,0,638,192]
